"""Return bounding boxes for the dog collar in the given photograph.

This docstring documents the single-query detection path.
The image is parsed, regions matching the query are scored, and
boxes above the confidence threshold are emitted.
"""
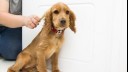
[51,26,57,33]
[51,26,65,34]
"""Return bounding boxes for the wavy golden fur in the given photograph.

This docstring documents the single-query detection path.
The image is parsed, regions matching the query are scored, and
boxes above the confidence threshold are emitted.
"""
[8,2,76,72]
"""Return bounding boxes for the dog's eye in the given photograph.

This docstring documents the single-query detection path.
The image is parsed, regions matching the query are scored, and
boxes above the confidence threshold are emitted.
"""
[54,10,59,14]
[66,11,69,14]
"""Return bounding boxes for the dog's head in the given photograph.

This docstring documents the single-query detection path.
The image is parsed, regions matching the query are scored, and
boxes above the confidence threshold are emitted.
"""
[43,2,76,33]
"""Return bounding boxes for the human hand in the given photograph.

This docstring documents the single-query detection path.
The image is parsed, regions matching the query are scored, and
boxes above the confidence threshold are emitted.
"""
[23,15,40,29]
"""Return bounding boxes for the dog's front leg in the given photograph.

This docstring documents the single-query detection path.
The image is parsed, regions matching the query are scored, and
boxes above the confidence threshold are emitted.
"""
[51,50,60,72]
[36,50,47,72]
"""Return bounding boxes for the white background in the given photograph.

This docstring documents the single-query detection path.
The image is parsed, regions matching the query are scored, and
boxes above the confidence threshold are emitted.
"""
[22,0,127,72]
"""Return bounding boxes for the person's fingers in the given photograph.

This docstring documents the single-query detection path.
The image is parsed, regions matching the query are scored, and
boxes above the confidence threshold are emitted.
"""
[24,15,40,29]
[31,18,38,25]
[33,15,40,22]
[30,23,36,28]
[27,19,35,29]
[31,16,40,26]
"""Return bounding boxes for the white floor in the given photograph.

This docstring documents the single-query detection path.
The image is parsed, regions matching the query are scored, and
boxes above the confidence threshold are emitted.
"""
[0,57,51,72]
[0,57,15,72]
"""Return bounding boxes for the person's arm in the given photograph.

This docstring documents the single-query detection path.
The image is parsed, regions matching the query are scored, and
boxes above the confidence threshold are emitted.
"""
[0,0,40,29]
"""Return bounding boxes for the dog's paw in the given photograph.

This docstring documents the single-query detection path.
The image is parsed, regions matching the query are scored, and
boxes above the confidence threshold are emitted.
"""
[7,69,14,72]
[52,69,60,72]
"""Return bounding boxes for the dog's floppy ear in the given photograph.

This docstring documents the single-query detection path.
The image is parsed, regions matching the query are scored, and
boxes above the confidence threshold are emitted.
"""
[69,10,76,33]
[42,8,52,33]
[43,9,52,24]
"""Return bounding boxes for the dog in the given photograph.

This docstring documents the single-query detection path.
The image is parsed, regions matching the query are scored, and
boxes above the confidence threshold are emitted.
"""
[8,2,76,72]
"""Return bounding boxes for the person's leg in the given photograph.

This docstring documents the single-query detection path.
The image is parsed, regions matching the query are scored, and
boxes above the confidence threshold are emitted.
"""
[0,26,7,57]
[0,27,22,60]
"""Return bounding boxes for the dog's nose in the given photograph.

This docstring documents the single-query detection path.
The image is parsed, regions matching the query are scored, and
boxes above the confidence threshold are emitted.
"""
[60,19,66,25]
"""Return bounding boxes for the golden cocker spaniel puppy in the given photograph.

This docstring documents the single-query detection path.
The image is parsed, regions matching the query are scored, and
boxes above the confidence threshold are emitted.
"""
[8,2,76,72]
